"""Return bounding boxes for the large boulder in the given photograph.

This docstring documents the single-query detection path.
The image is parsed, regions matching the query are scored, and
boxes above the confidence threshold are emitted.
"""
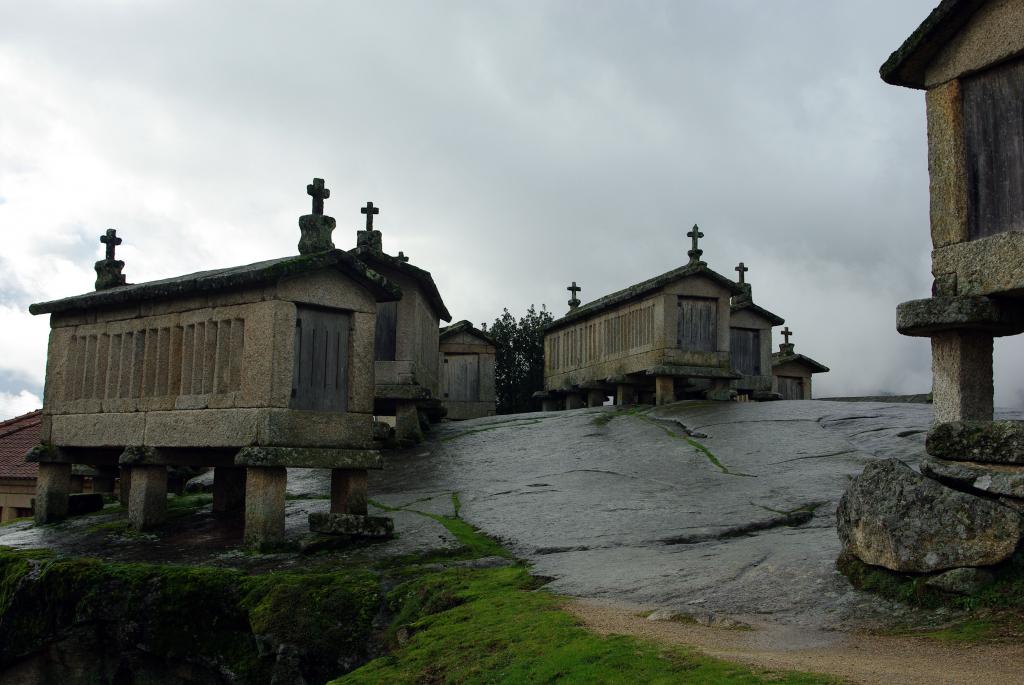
[837,459,1022,572]
[927,420,1024,464]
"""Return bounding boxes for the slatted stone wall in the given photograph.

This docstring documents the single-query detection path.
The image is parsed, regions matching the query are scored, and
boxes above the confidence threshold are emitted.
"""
[548,302,656,373]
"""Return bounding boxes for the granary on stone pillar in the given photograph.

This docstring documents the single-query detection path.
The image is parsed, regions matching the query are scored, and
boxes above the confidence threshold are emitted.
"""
[349,202,452,443]
[770,327,829,400]
[882,0,1024,425]
[26,179,399,547]
[541,225,745,408]
[438,321,497,420]
[729,262,785,400]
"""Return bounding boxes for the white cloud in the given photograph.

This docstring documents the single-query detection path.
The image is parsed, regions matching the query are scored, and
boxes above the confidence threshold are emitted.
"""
[0,390,41,421]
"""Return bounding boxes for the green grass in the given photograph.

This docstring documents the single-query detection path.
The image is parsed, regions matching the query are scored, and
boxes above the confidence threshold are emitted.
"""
[371,492,511,560]
[918,618,999,642]
[334,566,834,685]
[630,413,754,477]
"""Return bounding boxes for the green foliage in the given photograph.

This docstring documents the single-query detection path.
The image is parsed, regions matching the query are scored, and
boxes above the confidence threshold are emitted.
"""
[336,566,834,685]
[489,305,554,414]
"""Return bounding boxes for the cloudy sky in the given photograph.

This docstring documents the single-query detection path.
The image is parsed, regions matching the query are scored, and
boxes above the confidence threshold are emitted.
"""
[1,0,1020,419]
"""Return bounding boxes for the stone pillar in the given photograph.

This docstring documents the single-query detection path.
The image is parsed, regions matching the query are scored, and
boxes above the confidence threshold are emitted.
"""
[395,401,423,443]
[655,376,675,405]
[587,390,606,407]
[706,380,734,402]
[932,331,993,424]
[34,462,72,524]
[565,394,585,410]
[119,466,132,506]
[244,466,287,549]
[128,465,167,531]
[615,385,635,406]
[331,469,368,515]
[213,466,246,515]
[541,397,561,412]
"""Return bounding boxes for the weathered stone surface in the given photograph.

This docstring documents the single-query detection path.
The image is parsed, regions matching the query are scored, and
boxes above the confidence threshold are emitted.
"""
[921,456,1024,498]
[925,79,968,249]
[927,420,1024,463]
[924,567,995,596]
[297,213,336,255]
[34,462,71,524]
[897,295,1024,337]
[308,513,394,538]
[128,465,167,531]
[837,459,1022,572]
[235,446,382,470]
[931,331,993,424]
[244,466,286,549]
[932,231,1024,298]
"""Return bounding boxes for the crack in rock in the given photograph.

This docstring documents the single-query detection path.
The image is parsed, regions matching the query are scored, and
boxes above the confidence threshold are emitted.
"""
[655,508,817,546]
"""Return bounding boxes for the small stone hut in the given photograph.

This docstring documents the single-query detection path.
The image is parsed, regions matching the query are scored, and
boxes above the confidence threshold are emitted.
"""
[438,321,497,420]
[770,328,829,400]
[27,180,399,547]
[540,226,744,409]
[729,263,785,400]
[349,203,452,442]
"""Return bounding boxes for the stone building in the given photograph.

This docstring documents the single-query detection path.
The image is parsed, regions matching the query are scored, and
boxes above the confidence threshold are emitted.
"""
[729,263,786,400]
[438,321,497,420]
[837,0,1024,578]
[0,410,41,522]
[540,226,745,408]
[770,328,829,400]
[349,203,452,442]
[27,179,398,547]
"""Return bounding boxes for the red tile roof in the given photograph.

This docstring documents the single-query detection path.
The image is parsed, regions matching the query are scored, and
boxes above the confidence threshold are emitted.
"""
[0,409,41,480]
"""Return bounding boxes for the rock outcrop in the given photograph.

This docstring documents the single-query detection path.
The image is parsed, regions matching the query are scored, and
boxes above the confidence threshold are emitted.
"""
[836,459,1022,573]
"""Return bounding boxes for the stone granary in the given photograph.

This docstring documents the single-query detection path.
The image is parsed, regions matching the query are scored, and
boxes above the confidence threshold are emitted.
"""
[538,226,746,409]
[770,327,829,400]
[26,179,399,547]
[349,202,452,443]
[729,262,786,400]
[438,321,497,420]
[839,0,1024,578]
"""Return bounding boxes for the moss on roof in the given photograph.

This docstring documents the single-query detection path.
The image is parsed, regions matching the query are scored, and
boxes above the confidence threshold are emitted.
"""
[30,249,401,316]
[880,0,986,89]
[439,320,495,345]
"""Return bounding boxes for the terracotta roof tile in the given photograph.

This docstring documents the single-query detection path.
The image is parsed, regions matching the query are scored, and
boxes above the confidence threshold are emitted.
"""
[0,409,41,480]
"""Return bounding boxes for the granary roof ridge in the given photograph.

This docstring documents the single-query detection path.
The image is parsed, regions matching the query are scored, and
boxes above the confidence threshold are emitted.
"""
[731,300,785,326]
[29,249,402,316]
[880,0,986,89]
[771,351,830,374]
[349,245,453,322]
[546,262,745,333]
[440,319,496,344]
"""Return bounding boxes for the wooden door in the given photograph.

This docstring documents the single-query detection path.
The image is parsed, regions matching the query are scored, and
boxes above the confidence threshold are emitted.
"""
[374,301,398,361]
[730,328,761,375]
[678,297,717,352]
[964,56,1024,239]
[291,306,350,411]
[777,376,803,400]
[444,354,480,402]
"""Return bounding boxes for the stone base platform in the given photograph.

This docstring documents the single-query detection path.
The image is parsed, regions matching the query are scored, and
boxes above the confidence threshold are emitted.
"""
[308,512,394,538]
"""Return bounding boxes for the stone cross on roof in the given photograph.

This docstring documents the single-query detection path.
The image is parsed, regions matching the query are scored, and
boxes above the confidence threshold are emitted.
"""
[361,202,379,231]
[306,178,330,216]
[397,251,409,263]
[735,262,749,284]
[687,224,704,264]
[782,326,793,344]
[100,228,122,260]
[567,281,582,310]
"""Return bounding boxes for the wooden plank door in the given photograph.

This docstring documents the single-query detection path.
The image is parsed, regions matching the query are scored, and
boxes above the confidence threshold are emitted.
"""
[964,56,1024,239]
[374,301,398,361]
[730,328,761,375]
[291,306,350,411]
[678,297,718,352]
[777,376,803,400]
[444,354,480,401]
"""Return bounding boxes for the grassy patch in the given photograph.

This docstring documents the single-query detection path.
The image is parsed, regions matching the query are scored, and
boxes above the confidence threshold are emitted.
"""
[918,618,999,642]
[370,492,510,561]
[631,414,753,477]
[335,566,834,685]
[441,418,545,442]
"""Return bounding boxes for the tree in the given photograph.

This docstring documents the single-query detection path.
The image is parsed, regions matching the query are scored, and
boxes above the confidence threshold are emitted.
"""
[490,305,553,414]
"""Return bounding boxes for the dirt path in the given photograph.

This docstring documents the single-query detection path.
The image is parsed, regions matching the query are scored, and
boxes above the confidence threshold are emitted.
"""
[567,599,1024,685]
